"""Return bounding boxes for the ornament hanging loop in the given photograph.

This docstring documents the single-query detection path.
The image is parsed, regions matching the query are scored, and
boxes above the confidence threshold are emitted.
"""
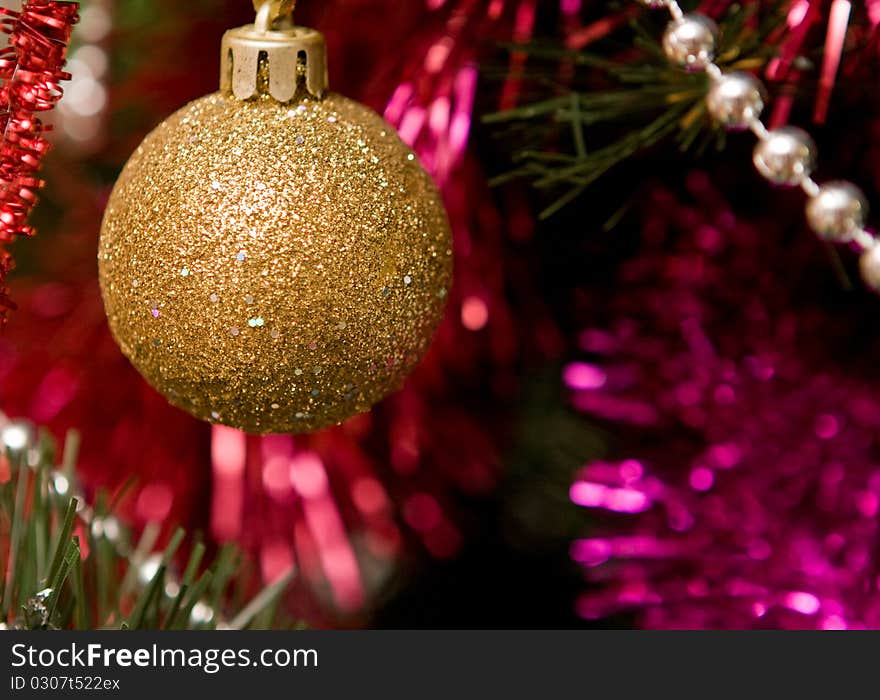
[253,0,296,33]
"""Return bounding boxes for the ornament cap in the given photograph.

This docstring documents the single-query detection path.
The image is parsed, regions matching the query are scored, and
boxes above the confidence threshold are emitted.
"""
[220,22,328,102]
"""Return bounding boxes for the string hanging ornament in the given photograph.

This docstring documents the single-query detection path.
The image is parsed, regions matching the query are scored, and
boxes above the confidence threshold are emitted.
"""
[98,0,453,435]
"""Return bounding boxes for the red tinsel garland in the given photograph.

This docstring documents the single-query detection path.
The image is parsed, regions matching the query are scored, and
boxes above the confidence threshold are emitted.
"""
[0,0,78,323]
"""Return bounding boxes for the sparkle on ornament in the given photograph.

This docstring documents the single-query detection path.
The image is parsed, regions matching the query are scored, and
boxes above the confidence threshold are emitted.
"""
[248,317,265,328]
[181,268,190,276]
[230,327,240,337]
[211,411,220,420]
[237,251,246,261]
[328,116,337,123]
[271,403,280,409]
[404,275,412,285]
[296,136,304,145]
[211,180,222,190]
[246,295,254,305]
[294,369,303,376]
[270,329,280,339]
[210,294,219,303]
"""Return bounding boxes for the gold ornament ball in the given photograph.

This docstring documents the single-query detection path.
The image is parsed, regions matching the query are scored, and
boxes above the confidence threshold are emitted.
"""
[98,89,452,434]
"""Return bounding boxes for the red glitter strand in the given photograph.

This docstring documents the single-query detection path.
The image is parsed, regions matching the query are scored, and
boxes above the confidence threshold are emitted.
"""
[0,0,78,324]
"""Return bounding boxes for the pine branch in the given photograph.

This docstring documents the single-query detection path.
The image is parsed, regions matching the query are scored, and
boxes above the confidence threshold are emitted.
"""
[0,423,303,630]
[484,2,788,219]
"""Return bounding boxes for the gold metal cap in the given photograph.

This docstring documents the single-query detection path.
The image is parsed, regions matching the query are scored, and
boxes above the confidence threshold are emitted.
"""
[220,1,328,102]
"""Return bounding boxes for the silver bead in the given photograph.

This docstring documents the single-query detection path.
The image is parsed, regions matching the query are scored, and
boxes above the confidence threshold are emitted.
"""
[706,72,766,130]
[753,127,816,186]
[662,14,717,70]
[806,181,869,242]
[860,244,880,292]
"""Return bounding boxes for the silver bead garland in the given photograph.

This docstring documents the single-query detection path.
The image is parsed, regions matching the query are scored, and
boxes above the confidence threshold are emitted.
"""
[639,0,878,291]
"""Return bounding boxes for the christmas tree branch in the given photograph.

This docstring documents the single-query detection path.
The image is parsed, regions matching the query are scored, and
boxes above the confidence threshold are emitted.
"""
[485,2,788,219]
[0,422,301,630]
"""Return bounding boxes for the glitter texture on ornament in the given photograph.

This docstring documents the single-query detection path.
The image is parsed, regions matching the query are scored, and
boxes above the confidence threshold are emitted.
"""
[98,16,453,435]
